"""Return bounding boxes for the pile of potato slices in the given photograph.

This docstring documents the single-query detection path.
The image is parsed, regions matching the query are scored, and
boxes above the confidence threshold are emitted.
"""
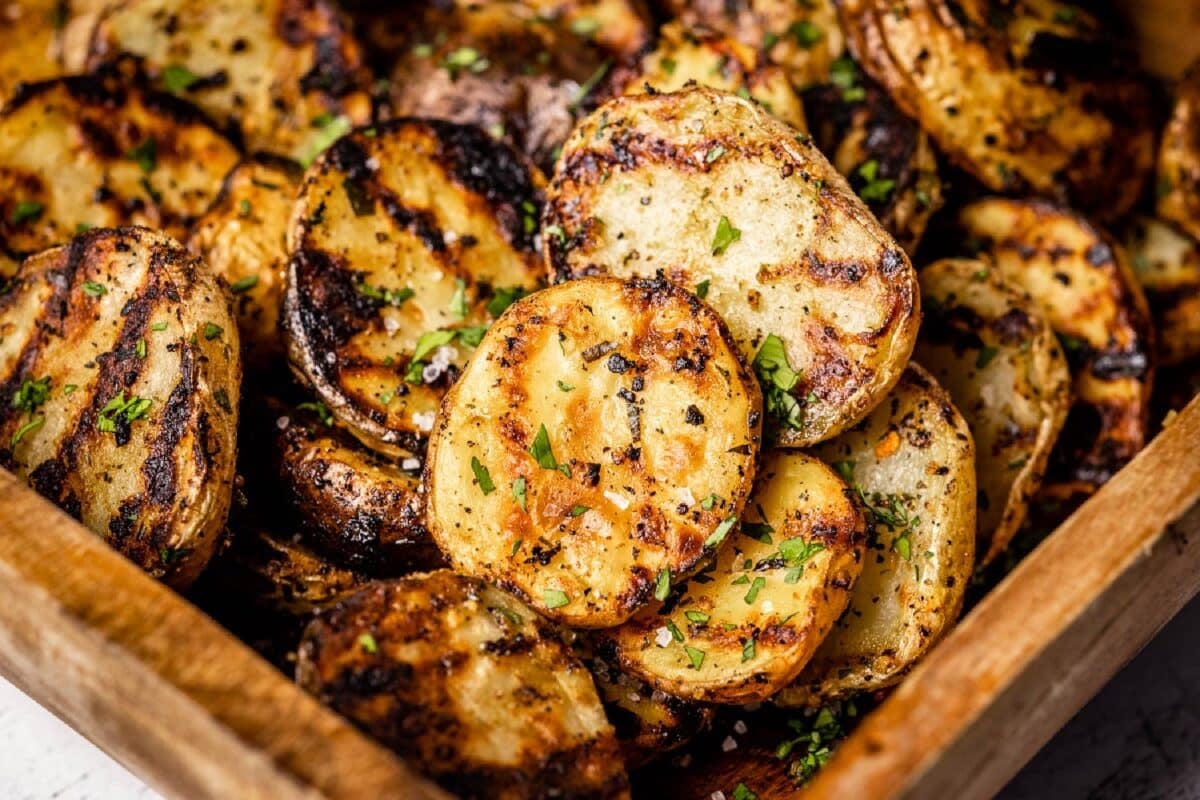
[0,0,1191,796]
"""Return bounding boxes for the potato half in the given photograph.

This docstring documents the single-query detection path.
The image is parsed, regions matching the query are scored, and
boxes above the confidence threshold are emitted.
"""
[776,364,976,705]
[296,571,630,800]
[1157,60,1200,244]
[425,276,762,628]
[283,119,546,456]
[86,0,373,161]
[838,0,1155,221]
[544,87,919,447]
[0,74,239,260]
[959,198,1155,502]
[1124,216,1200,367]
[916,259,1070,566]
[0,227,240,587]
[187,155,302,369]
[595,451,866,704]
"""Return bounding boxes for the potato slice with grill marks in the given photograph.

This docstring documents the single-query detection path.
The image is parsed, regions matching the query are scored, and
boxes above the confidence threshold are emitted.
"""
[188,155,302,369]
[959,198,1155,503]
[838,0,1156,222]
[916,259,1070,566]
[776,364,976,706]
[1124,216,1200,367]
[283,120,546,456]
[425,276,762,628]
[544,87,919,447]
[296,571,631,800]
[595,451,866,704]
[86,0,373,162]
[0,74,239,260]
[0,227,240,587]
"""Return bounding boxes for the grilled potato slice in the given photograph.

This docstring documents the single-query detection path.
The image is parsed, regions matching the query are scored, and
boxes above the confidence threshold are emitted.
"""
[804,71,943,255]
[187,155,302,369]
[0,74,239,259]
[0,0,67,105]
[657,0,845,89]
[0,227,240,587]
[587,655,716,767]
[425,276,762,628]
[86,0,373,162]
[296,571,630,799]
[959,198,1155,502]
[620,21,807,131]
[776,365,976,705]
[544,87,919,446]
[839,0,1155,221]
[916,259,1070,566]
[596,451,866,704]
[283,119,546,456]
[273,403,442,574]
[1157,61,1200,244]
[1124,217,1200,367]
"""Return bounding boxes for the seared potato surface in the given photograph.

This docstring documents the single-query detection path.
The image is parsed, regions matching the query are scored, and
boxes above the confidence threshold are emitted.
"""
[1124,217,1200,367]
[426,276,762,628]
[1157,61,1200,244]
[0,227,240,587]
[545,87,919,447]
[297,571,630,800]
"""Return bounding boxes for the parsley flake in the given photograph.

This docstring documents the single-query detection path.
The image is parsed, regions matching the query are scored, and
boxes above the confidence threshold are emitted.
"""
[470,456,496,494]
[711,216,741,255]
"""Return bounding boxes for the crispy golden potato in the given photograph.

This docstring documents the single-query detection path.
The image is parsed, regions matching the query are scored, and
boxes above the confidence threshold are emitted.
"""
[839,0,1156,221]
[776,365,976,705]
[0,74,239,259]
[620,20,807,131]
[425,277,762,628]
[273,403,442,574]
[658,0,845,89]
[804,71,943,254]
[544,87,919,446]
[586,655,716,767]
[1124,217,1200,367]
[1157,61,1200,244]
[0,227,240,587]
[187,155,302,368]
[916,259,1070,565]
[596,451,866,704]
[86,0,373,162]
[283,119,546,456]
[296,571,630,800]
[0,0,66,105]
[959,198,1155,502]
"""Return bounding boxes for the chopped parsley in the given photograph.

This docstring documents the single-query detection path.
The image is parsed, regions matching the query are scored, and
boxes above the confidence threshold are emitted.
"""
[97,391,153,434]
[660,57,677,75]
[486,286,529,318]
[357,633,379,654]
[11,376,50,416]
[665,619,685,641]
[10,201,43,225]
[742,638,757,662]
[705,513,737,548]
[529,423,571,477]
[512,476,527,511]
[788,20,823,48]
[358,282,415,308]
[449,278,469,318]
[706,145,727,164]
[300,113,352,168]
[556,380,574,392]
[744,576,766,604]
[82,280,107,297]
[443,47,489,78]
[753,334,803,430]
[544,589,570,609]
[570,60,612,112]
[470,456,496,494]
[856,160,896,203]
[229,275,258,294]
[654,568,671,601]
[700,493,721,510]
[135,338,147,359]
[203,322,224,340]
[570,505,590,517]
[163,64,200,93]
[976,345,999,369]
[127,138,157,174]
[695,279,711,299]
[297,401,333,426]
[732,784,758,800]
[685,610,710,625]
[684,645,705,669]
[570,17,600,37]
[711,216,741,255]
[11,416,44,447]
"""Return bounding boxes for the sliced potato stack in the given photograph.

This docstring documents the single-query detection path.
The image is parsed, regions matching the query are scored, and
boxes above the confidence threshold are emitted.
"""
[297,571,630,799]
[1124,217,1200,367]
[544,87,919,447]
[777,365,976,705]
[86,0,373,162]
[283,119,546,456]
[621,20,807,131]
[0,74,239,263]
[838,0,1156,221]
[916,259,1070,566]
[1157,60,1200,244]
[188,155,303,368]
[425,277,762,628]
[959,198,1155,502]
[0,0,67,105]
[597,451,866,704]
[0,227,240,587]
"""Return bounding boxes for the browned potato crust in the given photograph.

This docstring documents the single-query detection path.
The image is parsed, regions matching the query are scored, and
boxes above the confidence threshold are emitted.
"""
[544,87,919,447]
[959,198,1155,502]
[839,0,1156,221]
[0,74,239,259]
[425,277,762,628]
[0,227,240,587]
[86,0,373,161]
[297,571,631,800]
[187,155,302,368]
[1124,216,1200,367]
[1157,60,1200,244]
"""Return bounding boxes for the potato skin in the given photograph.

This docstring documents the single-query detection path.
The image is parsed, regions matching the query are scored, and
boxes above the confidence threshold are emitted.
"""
[425,276,762,628]
[916,259,1070,565]
[839,0,1156,221]
[544,87,919,447]
[0,227,240,587]
[296,571,630,800]
[1124,216,1200,367]
[0,73,239,259]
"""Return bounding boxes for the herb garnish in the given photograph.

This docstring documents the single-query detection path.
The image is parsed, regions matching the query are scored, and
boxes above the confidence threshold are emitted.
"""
[470,456,496,494]
[753,334,803,430]
[712,216,742,255]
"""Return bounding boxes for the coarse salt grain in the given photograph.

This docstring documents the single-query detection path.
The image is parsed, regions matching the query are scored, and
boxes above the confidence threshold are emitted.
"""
[721,736,738,752]
[412,411,436,432]
[324,351,336,364]
[401,457,421,471]
[654,627,673,647]
[678,487,695,506]
[275,415,290,430]
[604,489,630,510]
[383,315,400,333]
[711,793,726,800]
[761,600,774,614]
[733,719,748,735]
